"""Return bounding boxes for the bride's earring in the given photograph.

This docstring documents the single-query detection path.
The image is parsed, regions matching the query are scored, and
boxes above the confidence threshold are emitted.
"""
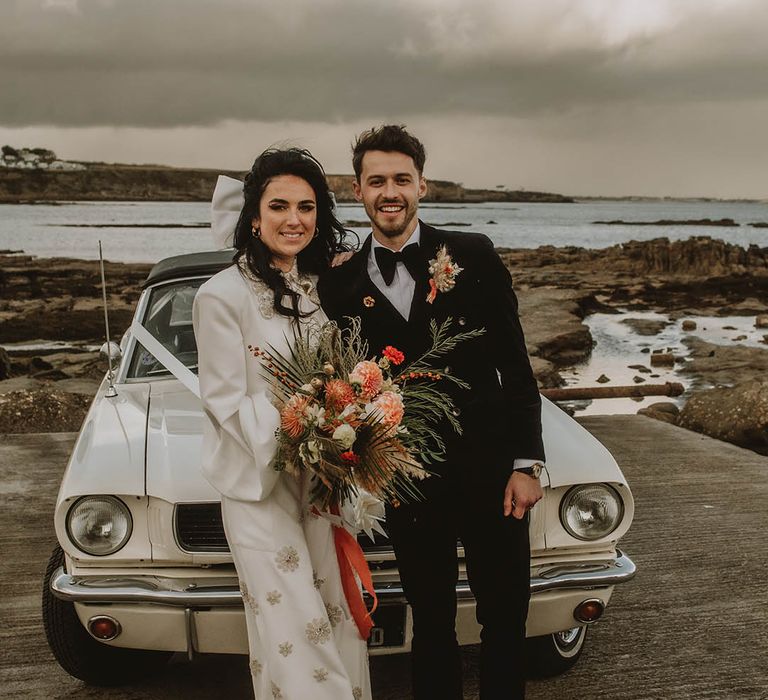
[314,227,320,238]
[251,225,261,238]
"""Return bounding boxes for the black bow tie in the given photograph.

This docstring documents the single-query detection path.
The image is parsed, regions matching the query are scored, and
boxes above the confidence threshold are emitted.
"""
[374,243,422,286]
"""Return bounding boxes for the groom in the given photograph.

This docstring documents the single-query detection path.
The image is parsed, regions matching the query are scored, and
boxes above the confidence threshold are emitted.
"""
[319,125,544,699]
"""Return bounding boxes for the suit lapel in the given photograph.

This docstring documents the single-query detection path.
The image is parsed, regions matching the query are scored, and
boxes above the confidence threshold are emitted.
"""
[407,222,442,328]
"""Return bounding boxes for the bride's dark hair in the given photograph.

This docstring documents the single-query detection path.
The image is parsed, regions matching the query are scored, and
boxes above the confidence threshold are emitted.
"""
[232,147,348,319]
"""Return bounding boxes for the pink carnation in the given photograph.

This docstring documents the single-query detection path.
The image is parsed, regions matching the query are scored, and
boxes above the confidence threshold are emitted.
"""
[349,360,384,401]
[369,391,404,427]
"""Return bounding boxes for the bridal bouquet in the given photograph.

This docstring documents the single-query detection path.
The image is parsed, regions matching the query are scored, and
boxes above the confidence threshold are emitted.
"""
[249,318,483,510]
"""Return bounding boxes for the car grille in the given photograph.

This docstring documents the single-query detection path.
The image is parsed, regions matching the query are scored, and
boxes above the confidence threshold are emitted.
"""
[174,502,392,555]
[175,503,230,552]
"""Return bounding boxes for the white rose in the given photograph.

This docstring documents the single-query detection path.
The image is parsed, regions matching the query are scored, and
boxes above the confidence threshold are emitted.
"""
[332,423,357,450]
[305,403,326,428]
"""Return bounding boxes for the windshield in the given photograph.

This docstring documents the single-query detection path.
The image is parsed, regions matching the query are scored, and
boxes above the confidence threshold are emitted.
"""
[127,279,205,379]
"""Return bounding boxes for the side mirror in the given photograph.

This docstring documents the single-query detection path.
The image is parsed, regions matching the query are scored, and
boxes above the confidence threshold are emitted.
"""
[100,341,122,362]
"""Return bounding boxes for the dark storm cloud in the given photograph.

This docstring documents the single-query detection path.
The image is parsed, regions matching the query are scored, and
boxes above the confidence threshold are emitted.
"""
[2,0,768,127]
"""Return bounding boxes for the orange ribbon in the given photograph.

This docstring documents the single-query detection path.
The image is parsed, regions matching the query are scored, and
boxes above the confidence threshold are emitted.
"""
[426,278,438,304]
[331,503,378,640]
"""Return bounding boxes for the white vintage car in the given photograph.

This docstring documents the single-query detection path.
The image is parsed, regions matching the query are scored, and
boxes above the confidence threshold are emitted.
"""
[43,250,636,686]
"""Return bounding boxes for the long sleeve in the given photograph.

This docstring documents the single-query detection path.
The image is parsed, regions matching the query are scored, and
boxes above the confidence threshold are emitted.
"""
[475,235,545,467]
[193,282,281,502]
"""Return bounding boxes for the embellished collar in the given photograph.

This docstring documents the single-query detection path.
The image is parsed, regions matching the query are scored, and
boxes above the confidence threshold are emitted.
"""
[236,254,320,319]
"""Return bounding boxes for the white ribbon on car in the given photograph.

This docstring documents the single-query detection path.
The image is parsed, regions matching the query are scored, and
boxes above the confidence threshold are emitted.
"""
[130,321,201,399]
[211,175,245,249]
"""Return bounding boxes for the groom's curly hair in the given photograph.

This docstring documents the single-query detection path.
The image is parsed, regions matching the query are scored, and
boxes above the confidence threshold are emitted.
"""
[352,124,426,179]
[232,147,349,320]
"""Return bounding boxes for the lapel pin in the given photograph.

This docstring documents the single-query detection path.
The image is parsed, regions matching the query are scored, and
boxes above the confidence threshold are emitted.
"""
[363,295,375,308]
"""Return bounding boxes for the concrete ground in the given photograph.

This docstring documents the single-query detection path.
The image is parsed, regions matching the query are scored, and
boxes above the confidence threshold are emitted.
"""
[1,416,767,699]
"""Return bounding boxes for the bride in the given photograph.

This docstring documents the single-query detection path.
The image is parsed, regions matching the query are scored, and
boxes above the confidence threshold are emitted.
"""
[192,148,371,699]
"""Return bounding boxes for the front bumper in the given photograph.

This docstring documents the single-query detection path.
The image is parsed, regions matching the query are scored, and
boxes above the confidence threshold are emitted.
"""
[51,550,635,655]
[51,549,636,607]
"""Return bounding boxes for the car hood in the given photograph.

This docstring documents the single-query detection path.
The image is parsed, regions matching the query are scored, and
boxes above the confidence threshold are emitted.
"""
[146,379,219,503]
[540,398,626,488]
[143,386,624,500]
[57,379,150,503]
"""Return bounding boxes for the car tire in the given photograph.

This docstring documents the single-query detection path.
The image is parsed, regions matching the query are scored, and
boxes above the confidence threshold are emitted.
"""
[525,625,588,678]
[42,545,173,686]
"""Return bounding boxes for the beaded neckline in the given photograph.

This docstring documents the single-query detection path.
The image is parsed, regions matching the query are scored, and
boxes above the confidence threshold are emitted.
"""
[236,255,320,319]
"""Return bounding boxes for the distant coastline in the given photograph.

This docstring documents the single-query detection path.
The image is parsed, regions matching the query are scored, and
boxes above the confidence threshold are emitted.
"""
[2,148,764,205]
[0,149,573,204]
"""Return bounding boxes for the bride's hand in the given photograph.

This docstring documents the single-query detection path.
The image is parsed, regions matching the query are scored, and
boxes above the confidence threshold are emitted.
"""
[331,251,354,267]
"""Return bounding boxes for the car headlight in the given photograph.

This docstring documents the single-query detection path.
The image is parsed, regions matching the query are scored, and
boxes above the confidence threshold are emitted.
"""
[66,496,133,556]
[560,484,624,541]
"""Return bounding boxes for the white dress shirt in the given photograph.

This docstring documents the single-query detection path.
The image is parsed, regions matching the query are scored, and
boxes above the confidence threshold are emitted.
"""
[366,225,541,474]
[367,225,421,320]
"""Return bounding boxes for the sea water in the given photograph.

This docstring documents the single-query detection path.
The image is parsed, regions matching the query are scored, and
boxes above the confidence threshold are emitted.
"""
[1,199,766,263]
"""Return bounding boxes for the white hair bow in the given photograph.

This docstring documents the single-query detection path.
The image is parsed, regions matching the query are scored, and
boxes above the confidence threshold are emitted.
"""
[210,175,244,249]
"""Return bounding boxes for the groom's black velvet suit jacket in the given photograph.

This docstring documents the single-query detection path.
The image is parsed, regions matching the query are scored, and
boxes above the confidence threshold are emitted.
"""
[318,222,544,478]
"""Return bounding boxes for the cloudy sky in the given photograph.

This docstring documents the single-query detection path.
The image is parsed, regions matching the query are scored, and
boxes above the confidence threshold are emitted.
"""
[2,0,767,197]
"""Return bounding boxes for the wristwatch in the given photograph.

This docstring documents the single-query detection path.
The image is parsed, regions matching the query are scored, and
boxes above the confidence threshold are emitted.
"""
[517,463,543,479]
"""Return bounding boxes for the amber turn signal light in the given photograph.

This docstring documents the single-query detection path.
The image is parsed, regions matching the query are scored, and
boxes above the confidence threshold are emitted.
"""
[574,598,605,623]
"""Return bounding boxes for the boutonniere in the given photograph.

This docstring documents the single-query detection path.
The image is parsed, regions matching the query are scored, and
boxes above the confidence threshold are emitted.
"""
[363,295,375,308]
[426,245,463,303]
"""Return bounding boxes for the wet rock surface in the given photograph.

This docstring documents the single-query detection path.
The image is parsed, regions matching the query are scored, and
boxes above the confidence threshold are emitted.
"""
[621,318,670,335]
[637,401,680,425]
[678,381,768,454]
[2,236,768,443]
[680,338,768,389]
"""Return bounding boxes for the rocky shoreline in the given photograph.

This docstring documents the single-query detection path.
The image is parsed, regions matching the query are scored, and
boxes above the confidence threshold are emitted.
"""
[2,236,768,453]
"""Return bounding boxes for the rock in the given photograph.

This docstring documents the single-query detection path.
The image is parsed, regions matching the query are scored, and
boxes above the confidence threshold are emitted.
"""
[486,220,497,225]
[756,315,768,329]
[638,401,680,425]
[678,381,768,452]
[596,374,610,384]
[722,325,737,330]
[30,368,69,380]
[681,320,697,331]
[633,376,646,383]
[0,377,45,394]
[593,218,739,227]
[628,364,652,374]
[681,337,768,388]
[621,318,670,336]
[733,335,747,341]
[650,353,675,367]
[0,347,11,380]
[641,348,651,354]
[529,357,564,389]
[28,356,53,372]
[517,288,593,366]
[762,335,768,345]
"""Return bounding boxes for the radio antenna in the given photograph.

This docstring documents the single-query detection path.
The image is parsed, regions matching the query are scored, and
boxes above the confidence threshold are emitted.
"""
[99,241,118,398]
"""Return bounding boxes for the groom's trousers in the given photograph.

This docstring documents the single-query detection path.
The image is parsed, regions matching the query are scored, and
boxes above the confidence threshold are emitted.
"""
[385,458,531,700]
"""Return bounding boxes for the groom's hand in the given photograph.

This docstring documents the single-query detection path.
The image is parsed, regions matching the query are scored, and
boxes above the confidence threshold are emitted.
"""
[504,471,543,519]
[331,251,354,267]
